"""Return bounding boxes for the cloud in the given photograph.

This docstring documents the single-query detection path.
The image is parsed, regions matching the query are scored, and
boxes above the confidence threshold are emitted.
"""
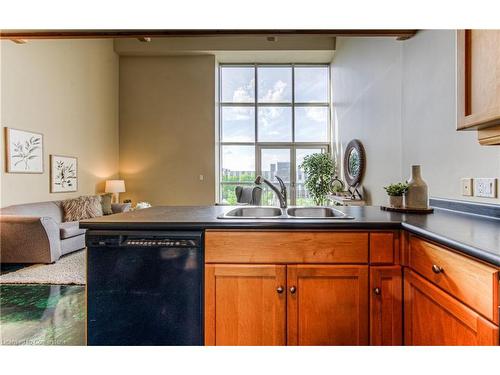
[304,107,327,123]
[232,78,255,102]
[261,80,288,102]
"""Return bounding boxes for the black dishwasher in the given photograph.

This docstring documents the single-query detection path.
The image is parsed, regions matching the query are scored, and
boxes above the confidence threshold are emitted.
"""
[86,231,203,345]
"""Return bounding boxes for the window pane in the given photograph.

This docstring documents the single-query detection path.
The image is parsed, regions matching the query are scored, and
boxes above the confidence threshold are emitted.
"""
[295,107,329,142]
[258,107,292,142]
[221,107,255,142]
[260,148,291,206]
[221,66,255,103]
[258,66,292,103]
[296,148,325,206]
[294,66,329,103]
[221,145,255,183]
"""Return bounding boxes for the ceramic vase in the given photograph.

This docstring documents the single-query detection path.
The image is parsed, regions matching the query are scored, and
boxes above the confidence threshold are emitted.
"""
[405,165,428,209]
[389,195,403,208]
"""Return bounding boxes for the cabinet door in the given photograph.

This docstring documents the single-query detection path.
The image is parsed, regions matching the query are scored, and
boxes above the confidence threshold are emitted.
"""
[204,264,286,346]
[287,265,369,345]
[404,269,499,346]
[370,266,403,345]
[457,29,500,144]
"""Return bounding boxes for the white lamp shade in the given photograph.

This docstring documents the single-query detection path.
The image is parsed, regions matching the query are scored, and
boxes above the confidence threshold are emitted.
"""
[105,180,126,193]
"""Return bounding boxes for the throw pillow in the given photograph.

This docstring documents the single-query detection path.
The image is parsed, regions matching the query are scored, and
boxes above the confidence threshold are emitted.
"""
[62,195,103,222]
[100,193,113,215]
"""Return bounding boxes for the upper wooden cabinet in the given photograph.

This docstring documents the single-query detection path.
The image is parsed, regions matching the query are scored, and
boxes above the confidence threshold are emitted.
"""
[457,30,500,145]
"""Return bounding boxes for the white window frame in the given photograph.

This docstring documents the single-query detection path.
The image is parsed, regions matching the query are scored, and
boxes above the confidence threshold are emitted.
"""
[218,63,331,205]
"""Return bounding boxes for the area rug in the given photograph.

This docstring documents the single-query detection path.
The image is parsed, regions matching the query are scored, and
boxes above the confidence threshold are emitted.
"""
[0,250,85,285]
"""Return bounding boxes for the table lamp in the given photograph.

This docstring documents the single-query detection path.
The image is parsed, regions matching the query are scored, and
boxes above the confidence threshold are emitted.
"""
[105,180,126,203]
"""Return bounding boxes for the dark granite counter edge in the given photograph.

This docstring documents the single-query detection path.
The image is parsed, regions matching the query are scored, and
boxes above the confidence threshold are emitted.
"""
[401,222,500,267]
[80,220,401,231]
[81,219,500,267]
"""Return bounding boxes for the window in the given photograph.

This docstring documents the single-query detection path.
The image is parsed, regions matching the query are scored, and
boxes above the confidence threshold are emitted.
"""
[219,64,330,205]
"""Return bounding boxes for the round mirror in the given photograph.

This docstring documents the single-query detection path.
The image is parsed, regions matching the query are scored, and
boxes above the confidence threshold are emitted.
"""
[343,139,365,187]
[347,148,360,179]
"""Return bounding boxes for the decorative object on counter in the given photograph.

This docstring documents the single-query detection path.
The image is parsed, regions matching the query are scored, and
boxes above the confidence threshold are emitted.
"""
[405,165,428,209]
[300,152,336,206]
[50,155,78,193]
[331,176,345,194]
[134,201,152,210]
[343,139,365,200]
[383,182,408,208]
[5,127,44,173]
[328,195,366,206]
[105,179,126,203]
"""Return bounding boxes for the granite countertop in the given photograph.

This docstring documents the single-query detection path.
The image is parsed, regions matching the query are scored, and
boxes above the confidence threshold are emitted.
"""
[80,205,500,267]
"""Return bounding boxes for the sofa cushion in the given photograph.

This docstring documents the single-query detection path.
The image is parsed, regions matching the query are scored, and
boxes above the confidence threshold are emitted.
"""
[62,195,103,222]
[59,221,86,239]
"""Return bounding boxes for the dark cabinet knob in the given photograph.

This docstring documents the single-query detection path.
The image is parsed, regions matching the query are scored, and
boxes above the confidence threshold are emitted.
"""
[373,287,381,296]
[276,286,284,294]
[290,286,297,294]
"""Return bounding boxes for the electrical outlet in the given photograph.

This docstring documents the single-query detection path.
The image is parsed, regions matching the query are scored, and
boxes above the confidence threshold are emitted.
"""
[474,178,497,198]
[461,178,473,196]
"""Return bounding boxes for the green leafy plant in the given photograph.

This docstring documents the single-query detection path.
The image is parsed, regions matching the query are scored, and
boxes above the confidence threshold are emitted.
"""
[300,153,336,206]
[384,182,409,196]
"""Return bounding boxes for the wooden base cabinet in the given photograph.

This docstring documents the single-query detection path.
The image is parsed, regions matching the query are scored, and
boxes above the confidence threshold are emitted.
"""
[204,264,286,346]
[287,265,369,346]
[404,270,499,346]
[205,264,369,346]
[370,266,403,345]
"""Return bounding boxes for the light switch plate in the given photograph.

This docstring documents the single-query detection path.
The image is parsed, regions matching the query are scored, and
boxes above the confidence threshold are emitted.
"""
[474,178,497,198]
[461,178,473,196]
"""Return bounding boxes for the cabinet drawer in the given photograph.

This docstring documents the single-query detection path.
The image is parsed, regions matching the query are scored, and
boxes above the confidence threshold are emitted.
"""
[205,231,369,264]
[409,236,499,323]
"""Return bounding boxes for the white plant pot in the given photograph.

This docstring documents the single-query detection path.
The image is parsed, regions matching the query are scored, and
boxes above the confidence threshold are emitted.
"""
[389,195,403,208]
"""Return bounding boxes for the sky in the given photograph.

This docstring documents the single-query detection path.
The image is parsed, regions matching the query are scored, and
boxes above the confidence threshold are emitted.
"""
[221,66,329,174]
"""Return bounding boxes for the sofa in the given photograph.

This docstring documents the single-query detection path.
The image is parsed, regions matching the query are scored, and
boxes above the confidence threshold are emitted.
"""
[0,200,130,264]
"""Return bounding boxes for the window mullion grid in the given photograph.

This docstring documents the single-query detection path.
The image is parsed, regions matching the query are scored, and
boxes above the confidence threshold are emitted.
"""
[219,64,331,204]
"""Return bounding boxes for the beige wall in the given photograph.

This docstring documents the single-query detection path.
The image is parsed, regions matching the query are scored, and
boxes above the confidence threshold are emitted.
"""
[0,39,119,207]
[119,56,215,205]
[332,31,500,205]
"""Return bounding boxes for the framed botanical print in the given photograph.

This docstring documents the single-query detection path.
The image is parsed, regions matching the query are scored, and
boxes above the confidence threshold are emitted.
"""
[5,127,44,173]
[50,155,78,193]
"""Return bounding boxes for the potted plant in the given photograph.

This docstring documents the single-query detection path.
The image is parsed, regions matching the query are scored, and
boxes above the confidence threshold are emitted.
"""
[383,182,408,208]
[300,153,336,206]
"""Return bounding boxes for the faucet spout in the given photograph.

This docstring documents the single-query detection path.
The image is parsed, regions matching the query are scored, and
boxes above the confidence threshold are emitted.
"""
[255,175,287,209]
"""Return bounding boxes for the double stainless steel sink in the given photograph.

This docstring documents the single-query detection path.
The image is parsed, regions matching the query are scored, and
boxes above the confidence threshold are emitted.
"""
[218,206,354,220]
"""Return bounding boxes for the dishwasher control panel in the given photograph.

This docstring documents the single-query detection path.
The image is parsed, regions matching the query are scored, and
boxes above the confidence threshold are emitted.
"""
[123,239,198,247]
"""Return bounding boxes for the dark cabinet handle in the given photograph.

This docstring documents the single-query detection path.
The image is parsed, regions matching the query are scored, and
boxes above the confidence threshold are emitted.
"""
[276,286,284,294]
[373,287,381,296]
[432,264,444,274]
[290,286,297,294]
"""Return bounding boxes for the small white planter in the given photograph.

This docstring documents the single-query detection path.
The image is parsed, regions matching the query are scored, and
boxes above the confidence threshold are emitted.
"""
[389,195,403,208]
